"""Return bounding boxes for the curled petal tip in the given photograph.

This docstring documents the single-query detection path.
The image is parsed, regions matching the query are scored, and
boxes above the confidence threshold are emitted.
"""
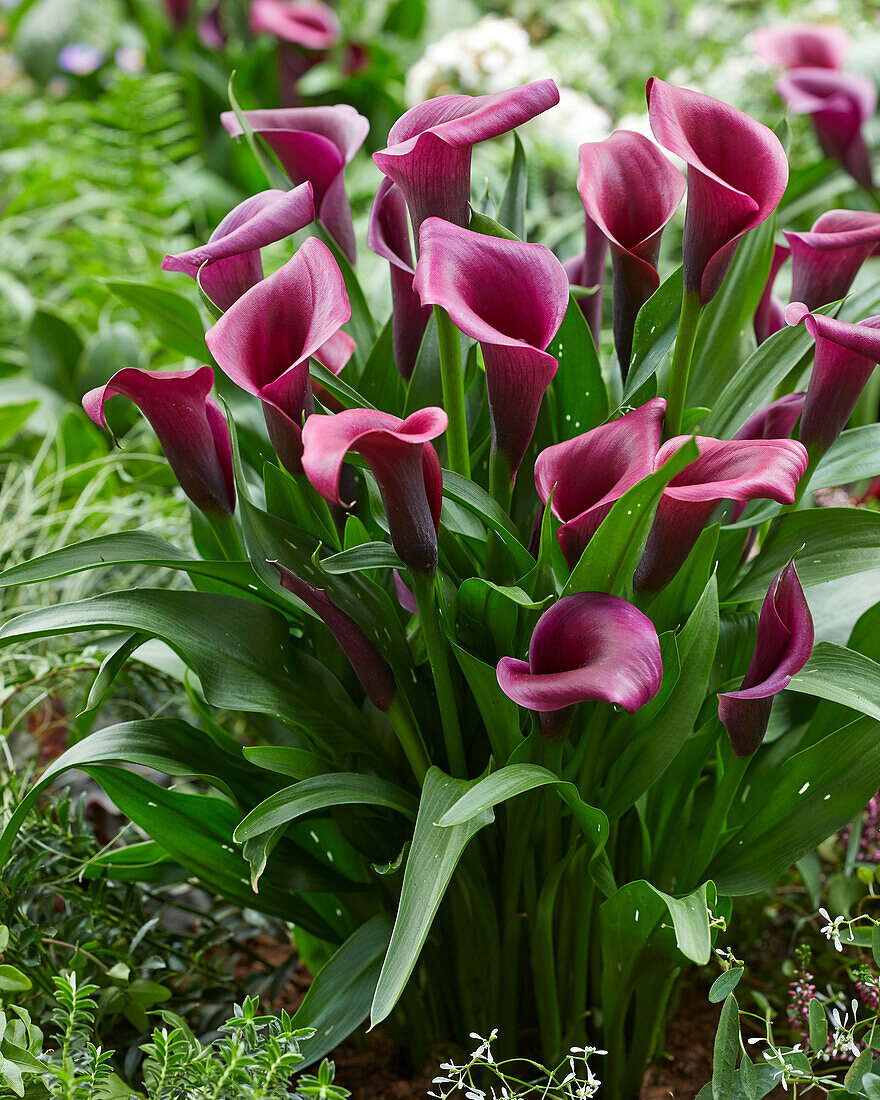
[785,301,811,326]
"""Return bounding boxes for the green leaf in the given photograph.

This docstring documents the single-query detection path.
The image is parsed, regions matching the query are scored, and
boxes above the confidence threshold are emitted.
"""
[0,968,30,994]
[80,632,146,718]
[498,133,527,240]
[441,471,534,574]
[872,922,880,967]
[709,968,744,1002]
[813,425,880,490]
[227,72,291,190]
[0,400,38,447]
[403,314,443,416]
[356,318,404,414]
[370,768,494,1026]
[292,916,392,1068]
[312,223,377,368]
[845,1049,873,1094]
[740,1052,758,1100]
[319,543,405,574]
[27,308,82,402]
[310,361,374,410]
[563,437,700,597]
[468,207,521,241]
[548,296,608,440]
[103,280,207,361]
[808,996,827,1052]
[712,715,880,894]
[712,994,740,1100]
[729,509,880,601]
[787,642,880,723]
[451,644,522,763]
[243,746,332,781]
[863,1074,880,1100]
[650,881,715,965]
[623,266,683,401]
[234,775,419,842]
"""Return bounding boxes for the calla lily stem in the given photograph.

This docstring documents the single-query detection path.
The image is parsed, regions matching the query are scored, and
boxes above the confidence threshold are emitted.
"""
[665,290,703,439]
[409,569,467,777]
[385,696,429,784]
[434,306,471,478]
[208,512,246,561]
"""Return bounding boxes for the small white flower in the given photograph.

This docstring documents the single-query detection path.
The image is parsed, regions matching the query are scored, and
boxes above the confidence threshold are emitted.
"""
[818,908,845,951]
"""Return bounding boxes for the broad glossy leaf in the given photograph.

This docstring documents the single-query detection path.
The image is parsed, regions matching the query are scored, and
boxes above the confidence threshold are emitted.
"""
[451,644,522,763]
[103,280,207,361]
[547,296,608,441]
[319,542,405,574]
[356,318,404,414]
[713,994,740,1100]
[498,132,526,240]
[441,471,534,574]
[370,768,494,1026]
[313,222,376,368]
[623,266,683,402]
[650,881,715,965]
[709,968,743,1003]
[812,425,880,489]
[243,746,333,780]
[310,361,374,410]
[787,642,880,722]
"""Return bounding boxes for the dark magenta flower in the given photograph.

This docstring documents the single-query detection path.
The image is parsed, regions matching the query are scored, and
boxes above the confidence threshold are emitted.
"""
[414,218,569,478]
[563,217,608,346]
[162,185,315,311]
[373,80,560,234]
[205,237,351,476]
[534,398,666,569]
[249,0,340,104]
[199,6,227,50]
[776,69,876,191]
[784,210,880,311]
[301,407,448,575]
[272,562,396,710]
[221,105,369,261]
[83,366,235,516]
[497,592,663,739]
[577,130,685,371]
[731,393,806,521]
[785,302,880,456]
[162,0,190,27]
[754,243,790,344]
[751,23,849,70]
[647,78,789,305]
[718,562,813,756]
[367,179,432,381]
[634,434,808,591]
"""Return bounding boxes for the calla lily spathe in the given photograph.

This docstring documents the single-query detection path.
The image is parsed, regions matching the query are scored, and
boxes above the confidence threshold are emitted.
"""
[367,179,432,380]
[563,217,608,346]
[718,562,814,756]
[250,0,341,104]
[221,105,369,260]
[83,366,235,517]
[776,69,876,191]
[535,398,666,569]
[784,210,880,311]
[301,407,447,575]
[414,218,569,478]
[754,243,790,344]
[751,23,849,70]
[373,80,560,234]
[634,434,809,591]
[497,592,663,739]
[647,78,789,305]
[162,185,316,311]
[786,302,880,457]
[577,130,685,372]
[205,237,351,476]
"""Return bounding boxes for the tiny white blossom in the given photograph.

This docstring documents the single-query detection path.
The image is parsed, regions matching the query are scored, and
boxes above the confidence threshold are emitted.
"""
[818,908,845,951]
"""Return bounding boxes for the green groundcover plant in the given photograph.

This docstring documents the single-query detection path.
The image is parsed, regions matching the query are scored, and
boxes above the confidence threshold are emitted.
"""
[6,60,880,1099]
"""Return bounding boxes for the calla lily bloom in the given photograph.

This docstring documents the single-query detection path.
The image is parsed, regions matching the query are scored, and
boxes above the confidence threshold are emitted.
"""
[221,105,369,261]
[373,79,560,234]
[272,562,396,711]
[785,302,880,457]
[162,185,315,311]
[301,407,447,575]
[776,69,876,191]
[647,78,789,305]
[497,592,663,739]
[83,366,235,517]
[367,179,432,380]
[163,0,190,27]
[414,218,569,477]
[577,130,685,372]
[784,210,880,311]
[563,217,608,346]
[205,237,351,476]
[754,243,790,344]
[718,562,813,756]
[535,398,666,569]
[634,434,809,591]
[250,0,340,104]
[751,23,849,70]
[731,393,806,521]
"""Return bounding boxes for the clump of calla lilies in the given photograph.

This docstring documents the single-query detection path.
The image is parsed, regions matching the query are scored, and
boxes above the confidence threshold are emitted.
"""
[4,34,880,1100]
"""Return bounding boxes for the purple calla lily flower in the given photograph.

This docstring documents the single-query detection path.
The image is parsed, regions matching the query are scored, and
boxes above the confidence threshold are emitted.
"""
[373,79,560,235]
[718,562,813,756]
[634,434,809,591]
[367,179,432,380]
[221,105,369,261]
[577,131,686,372]
[414,218,569,478]
[754,243,790,344]
[751,23,849,70]
[497,592,663,739]
[647,78,789,305]
[563,217,608,346]
[163,0,190,27]
[198,6,227,50]
[162,185,316,311]
[83,366,235,516]
[250,0,341,104]
[301,406,447,575]
[785,302,880,457]
[731,393,806,522]
[535,398,666,569]
[783,210,880,311]
[776,69,876,191]
[272,562,396,710]
[205,237,351,477]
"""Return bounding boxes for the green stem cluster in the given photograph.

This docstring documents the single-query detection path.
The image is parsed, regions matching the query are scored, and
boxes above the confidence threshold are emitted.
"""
[664,290,703,440]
